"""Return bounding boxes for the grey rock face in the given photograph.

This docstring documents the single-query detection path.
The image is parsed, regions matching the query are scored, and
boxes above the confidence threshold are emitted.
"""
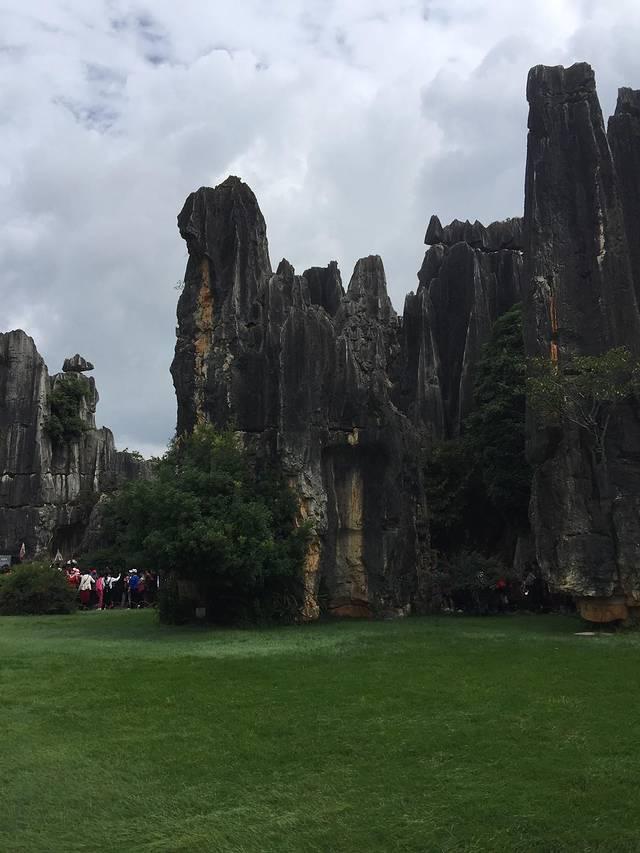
[172,179,432,618]
[0,330,148,561]
[303,262,344,317]
[62,354,94,373]
[400,221,523,438]
[171,174,526,617]
[525,63,640,358]
[171,177,273,437]
[164,62,640,622]
[608,87,640,307]
[524,63,640,617]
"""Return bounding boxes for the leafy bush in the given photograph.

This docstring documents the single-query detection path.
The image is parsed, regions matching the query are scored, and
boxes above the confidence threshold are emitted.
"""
[44,375,90,444]
[0,562,78,615]
[528,346,640,463]
[95,424,310,624]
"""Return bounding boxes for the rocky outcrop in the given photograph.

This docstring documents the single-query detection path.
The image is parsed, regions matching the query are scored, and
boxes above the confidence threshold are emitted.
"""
[0,330,148,561]
[524,63,640,620]
[608,87,640,306]
[303,261,344,317]
[171,172,526,618]
[425,215,523,253]
[62,354,94,373]
[172,178,431,619]
[172,64,640,622]
[400,218,523,437]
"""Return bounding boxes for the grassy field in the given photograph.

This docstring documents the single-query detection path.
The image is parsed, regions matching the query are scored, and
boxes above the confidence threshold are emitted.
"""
[1,612,640,853]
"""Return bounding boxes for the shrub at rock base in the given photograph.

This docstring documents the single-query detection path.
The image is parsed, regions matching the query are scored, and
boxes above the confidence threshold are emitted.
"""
[0,563,78,615]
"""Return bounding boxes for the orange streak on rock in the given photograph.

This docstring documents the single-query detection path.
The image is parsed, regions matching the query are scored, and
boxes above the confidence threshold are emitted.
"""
[549,294,559,364]
[194,258,213,424]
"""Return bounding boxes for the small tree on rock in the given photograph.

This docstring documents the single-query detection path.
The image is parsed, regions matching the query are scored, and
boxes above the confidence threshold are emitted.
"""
[527,347,640,465]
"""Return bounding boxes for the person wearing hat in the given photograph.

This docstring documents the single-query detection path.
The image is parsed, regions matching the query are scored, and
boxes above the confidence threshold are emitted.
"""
[128,569,140,608]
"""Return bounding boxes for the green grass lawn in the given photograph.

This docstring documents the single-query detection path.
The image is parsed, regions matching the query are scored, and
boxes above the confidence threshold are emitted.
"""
[1,612,639,853]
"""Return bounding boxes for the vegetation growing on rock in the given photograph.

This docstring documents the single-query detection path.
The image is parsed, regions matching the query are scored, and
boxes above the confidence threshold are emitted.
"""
[527,346,640,463]
[44,374,90,444]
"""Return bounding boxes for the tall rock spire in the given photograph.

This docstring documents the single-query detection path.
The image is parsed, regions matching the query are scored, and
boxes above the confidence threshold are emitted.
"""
[524,63,640,619]
[524,63,640,361]
[171,177,273,435]
[608,87,640,306]
[171,179,431,619]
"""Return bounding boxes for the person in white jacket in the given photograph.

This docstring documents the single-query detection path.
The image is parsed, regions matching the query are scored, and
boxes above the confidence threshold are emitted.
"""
[105,572,121,609]
[78,571,94,609]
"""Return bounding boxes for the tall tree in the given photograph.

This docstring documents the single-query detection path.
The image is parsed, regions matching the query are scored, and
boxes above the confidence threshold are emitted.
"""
[93,424,309,623]
[464,304,530,527]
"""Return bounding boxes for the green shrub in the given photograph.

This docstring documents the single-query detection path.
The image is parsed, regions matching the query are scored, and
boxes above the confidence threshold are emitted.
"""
[44,375,90,445]
[0,562,78,615]
[95,424,310,625]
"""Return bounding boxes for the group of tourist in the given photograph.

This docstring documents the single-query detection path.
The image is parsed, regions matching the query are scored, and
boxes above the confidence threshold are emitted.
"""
[60,562,158,610]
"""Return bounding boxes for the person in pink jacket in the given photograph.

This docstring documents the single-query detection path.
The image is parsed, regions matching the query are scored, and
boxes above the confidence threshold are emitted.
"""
[96,573,105,610]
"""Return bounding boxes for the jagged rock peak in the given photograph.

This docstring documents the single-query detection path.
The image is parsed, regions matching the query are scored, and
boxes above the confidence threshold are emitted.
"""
[174,176,272,337]
[303,261,344,316]
[524,60,639,356]
[526,61,595,103]
[62,354,94,373]
[614,87,640,117]
[276,258,295,281]
[345,255,396,321]
[526,62,602,142]
[177,176,271,272]
[425,214,523,251]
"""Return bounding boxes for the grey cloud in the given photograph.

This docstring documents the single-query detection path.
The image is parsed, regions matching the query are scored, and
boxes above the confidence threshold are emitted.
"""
[417,36,535,227]
[53,96,119,131]
[2,0,640,458]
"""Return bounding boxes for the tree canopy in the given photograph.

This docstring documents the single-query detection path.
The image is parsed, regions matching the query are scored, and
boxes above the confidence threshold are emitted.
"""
[527,347,640,462]
[92,424,309,623]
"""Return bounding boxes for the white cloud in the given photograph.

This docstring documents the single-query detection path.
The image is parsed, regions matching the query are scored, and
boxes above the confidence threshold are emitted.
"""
[1,0,640,454]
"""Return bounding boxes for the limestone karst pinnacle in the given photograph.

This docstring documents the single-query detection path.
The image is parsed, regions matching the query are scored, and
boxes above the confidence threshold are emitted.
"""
[3,62,640,623]
[170,61,640,621]
[0,331,147,559]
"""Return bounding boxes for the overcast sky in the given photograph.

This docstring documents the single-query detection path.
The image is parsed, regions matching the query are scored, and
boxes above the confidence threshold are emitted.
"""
[2,1,640,456]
